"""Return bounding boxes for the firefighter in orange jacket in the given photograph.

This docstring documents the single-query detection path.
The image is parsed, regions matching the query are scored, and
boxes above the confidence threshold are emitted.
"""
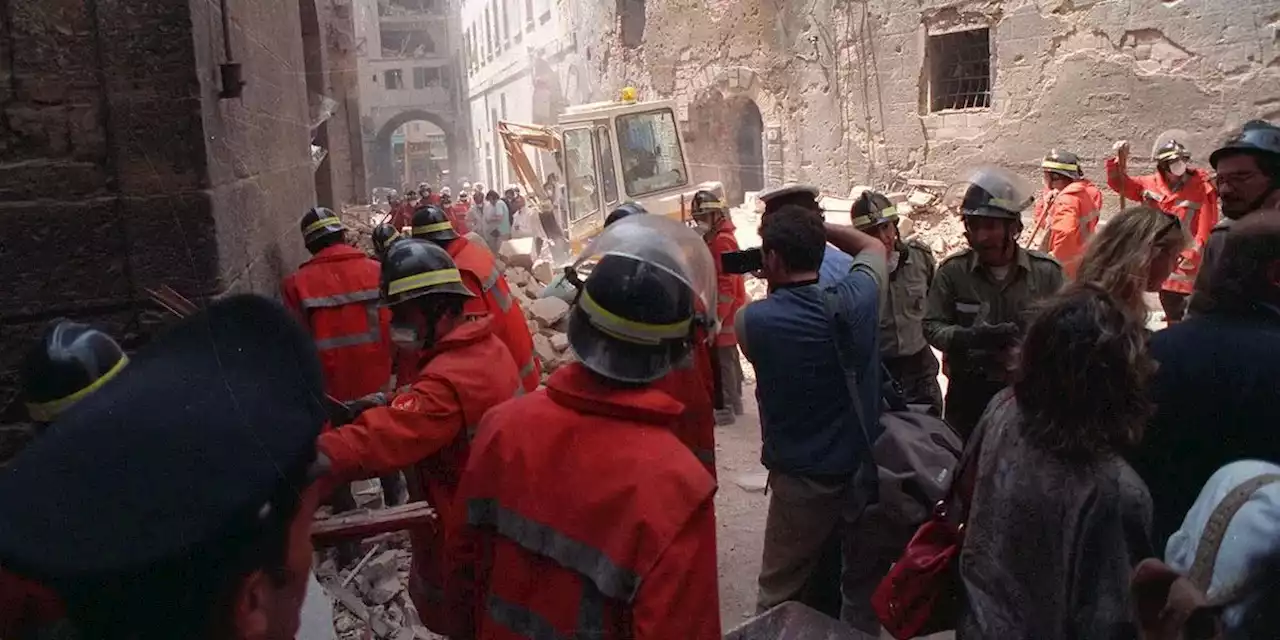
[281,207,393,402]
[692,190,749,425]
[1032,149,1102,279]
[447,214,721,640]
[410,204,541,392]
[605,203,718,474]
[1107,137,1219,322]
[319,239,521,635]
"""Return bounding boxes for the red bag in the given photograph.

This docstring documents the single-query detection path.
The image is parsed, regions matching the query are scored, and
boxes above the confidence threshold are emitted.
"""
[872,414,990,639]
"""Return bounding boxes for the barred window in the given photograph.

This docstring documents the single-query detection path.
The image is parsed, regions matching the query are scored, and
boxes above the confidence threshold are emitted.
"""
[928,28,992,112]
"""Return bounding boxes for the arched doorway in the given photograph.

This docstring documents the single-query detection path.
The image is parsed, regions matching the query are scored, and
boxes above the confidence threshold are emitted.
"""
[733,97,765,199]
[372,110,456,190]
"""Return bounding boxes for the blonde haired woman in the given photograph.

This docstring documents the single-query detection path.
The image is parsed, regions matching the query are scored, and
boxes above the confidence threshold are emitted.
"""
[1074,205,1190,320]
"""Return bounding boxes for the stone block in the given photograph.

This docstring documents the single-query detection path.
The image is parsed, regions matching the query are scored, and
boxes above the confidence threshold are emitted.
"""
[551,333,569,352]
[499,237,537,270]
[120,192,221,297]
[531,260,554,284]
[94,0,199,91]
[528,297,570,328]
[108,91,205,195]
[0,198,131,315]
[532,334,558,366]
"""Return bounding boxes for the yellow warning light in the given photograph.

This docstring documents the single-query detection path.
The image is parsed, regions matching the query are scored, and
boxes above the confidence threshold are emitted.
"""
[619,86,638,103]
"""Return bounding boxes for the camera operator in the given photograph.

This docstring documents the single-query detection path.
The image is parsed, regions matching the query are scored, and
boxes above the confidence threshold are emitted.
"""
[734,204,888,632]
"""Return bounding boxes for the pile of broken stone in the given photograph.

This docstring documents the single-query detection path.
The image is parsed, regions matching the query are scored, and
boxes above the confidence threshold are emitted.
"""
[492,236,577,385]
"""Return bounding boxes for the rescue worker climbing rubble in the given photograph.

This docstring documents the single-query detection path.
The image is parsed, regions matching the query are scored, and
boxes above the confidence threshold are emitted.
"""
[854,190,943,415]
[318,239,521,637]
[1032,149,1103,279]
[1107,135,1218,323]
[410,204,541,392]
[447,214,721,639]
[924,167,1064,438]
[691,189,748,426]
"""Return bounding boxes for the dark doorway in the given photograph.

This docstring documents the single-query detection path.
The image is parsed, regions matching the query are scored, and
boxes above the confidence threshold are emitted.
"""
[299,0,333,208]
[734,98,765,201]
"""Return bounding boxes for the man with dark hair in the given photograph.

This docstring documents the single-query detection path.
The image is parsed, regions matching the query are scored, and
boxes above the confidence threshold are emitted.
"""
[736,204,889,632]
[757,184,855,285]
[0,295,329,640]
[1137,210,1280,543]
[1195,120,1280,290]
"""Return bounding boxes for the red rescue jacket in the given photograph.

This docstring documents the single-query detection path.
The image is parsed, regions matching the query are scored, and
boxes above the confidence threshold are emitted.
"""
[281,244,393,401]
[447,237,541,391]
[1106,159,1220,294]
[652,331,717,476]
[0,570,63,638]
[390,203,415,230]
[1032,180,1103,279]
[707,219,749,347]
[319,317,521,635]
[447,363,721,640]
[445,203,472,235]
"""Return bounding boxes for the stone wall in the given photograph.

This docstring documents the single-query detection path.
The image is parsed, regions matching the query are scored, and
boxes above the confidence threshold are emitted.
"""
[0,0,326,434]
[574,0,1280,199]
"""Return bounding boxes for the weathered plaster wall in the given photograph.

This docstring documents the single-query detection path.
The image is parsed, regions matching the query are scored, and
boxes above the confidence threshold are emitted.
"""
[574,0,1280,198]
[0,0,322,444]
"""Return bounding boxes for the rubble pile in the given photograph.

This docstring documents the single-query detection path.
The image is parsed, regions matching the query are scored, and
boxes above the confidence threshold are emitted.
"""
[496,239,575,383]
[890,185,967,261]
[339,205,381,255]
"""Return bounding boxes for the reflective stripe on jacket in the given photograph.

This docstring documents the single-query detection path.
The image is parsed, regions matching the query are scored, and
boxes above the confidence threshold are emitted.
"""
[281,244,393,401]
[449,237,541,391]
[318,317,521,636]
[1105,159,1220,294]
[447,363,721,640]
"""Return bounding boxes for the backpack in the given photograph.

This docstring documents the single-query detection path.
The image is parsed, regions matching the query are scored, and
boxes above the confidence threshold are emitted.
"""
[823,287,964,527]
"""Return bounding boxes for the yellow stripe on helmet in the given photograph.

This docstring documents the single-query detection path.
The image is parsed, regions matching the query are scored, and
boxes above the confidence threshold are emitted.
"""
[1156,149,1183,162]
[1041,160,1080,172]
[25,355,130,423]
[303,217,344,237]
[412,221,455,235]
[387,268,464,297]
[578,290,691,345]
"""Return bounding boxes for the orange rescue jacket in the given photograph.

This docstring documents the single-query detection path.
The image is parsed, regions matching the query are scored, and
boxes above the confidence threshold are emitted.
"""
[447,237,541,391]
[1032,180,1102,279]
[707,220,749,347]
[281,244,393,401]
[447,363,721,640]
[318,317,521,635]
[1106,159,1219,294]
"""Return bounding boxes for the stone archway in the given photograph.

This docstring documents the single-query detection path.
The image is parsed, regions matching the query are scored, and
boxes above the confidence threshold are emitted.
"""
[684,66,780,204]
[372,110,457,189]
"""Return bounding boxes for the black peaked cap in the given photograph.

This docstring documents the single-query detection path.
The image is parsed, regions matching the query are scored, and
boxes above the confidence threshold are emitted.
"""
[0,294,327,581]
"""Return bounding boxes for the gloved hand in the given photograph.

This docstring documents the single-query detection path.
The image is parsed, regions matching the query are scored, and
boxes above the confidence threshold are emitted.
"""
[342,392,389,421]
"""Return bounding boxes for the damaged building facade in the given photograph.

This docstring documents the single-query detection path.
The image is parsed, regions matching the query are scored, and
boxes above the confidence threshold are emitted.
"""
[571,0,1279,204]
[0,0,366,448]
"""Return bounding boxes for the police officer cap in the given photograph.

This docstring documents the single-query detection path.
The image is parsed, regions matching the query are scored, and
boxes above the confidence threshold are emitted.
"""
[759,184,821,214]
[0,295,327,582]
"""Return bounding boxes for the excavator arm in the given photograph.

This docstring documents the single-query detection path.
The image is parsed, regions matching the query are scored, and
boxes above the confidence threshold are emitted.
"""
[497,120,561,205]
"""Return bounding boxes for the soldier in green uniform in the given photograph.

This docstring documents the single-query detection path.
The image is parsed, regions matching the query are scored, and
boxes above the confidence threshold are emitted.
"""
[924,167,1065,437]
[853,190,943,415]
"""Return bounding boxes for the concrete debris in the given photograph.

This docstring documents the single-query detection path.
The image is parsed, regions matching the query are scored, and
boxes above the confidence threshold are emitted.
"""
[907,190,936,209]
[528,297,570,329]
[532,334,559,367]
[550,333,569,352]
[531,260,554,284]
[499,237,537,271]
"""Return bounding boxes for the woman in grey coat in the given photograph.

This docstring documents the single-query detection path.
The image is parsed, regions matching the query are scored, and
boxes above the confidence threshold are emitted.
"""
[957,285,1156,639]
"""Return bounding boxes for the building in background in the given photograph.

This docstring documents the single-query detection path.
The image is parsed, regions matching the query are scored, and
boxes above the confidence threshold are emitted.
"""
[354,0,468,189]
[458,0,597,190]
[0,0,365,450]
[569,0,1280,206]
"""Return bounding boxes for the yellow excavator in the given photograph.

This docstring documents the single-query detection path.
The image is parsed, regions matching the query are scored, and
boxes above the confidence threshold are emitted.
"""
[498,87,723,260]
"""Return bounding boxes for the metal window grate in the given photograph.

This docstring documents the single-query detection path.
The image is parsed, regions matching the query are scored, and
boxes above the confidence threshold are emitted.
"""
[929,29,992,112]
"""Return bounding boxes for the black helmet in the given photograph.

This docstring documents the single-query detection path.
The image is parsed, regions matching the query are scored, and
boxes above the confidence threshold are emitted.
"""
[568,253,696,384]
[949,167,1034,221]
[605,202,648,228]
[1154,139,1191,165]
[852,191,899,230]
[410,205,459,243]
[1041,149,1084,180]
[690,190,726,219]
[21,320,128,423]
[1210,120,1280,168]
[371,223,403,257]
[300,207,345,246]
[380,239,474,307]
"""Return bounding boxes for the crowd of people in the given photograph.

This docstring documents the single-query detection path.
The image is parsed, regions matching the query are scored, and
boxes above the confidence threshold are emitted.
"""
[0,119,1277,640]
[384,180,550,256]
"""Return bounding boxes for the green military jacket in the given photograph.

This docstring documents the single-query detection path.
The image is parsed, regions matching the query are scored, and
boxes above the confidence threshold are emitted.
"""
[923,247,1064,382]
[880,239,936,359]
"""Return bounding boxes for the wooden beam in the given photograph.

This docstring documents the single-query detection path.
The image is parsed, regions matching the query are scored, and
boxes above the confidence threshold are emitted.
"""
[311,502,436,544]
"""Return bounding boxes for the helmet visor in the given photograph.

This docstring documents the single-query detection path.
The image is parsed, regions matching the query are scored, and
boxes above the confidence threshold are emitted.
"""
[943,166,1035,216]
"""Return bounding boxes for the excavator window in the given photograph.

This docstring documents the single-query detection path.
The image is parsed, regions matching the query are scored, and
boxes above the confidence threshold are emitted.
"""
[618,108,687,197]
[563,127,601,223]
[595,126,619,205]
